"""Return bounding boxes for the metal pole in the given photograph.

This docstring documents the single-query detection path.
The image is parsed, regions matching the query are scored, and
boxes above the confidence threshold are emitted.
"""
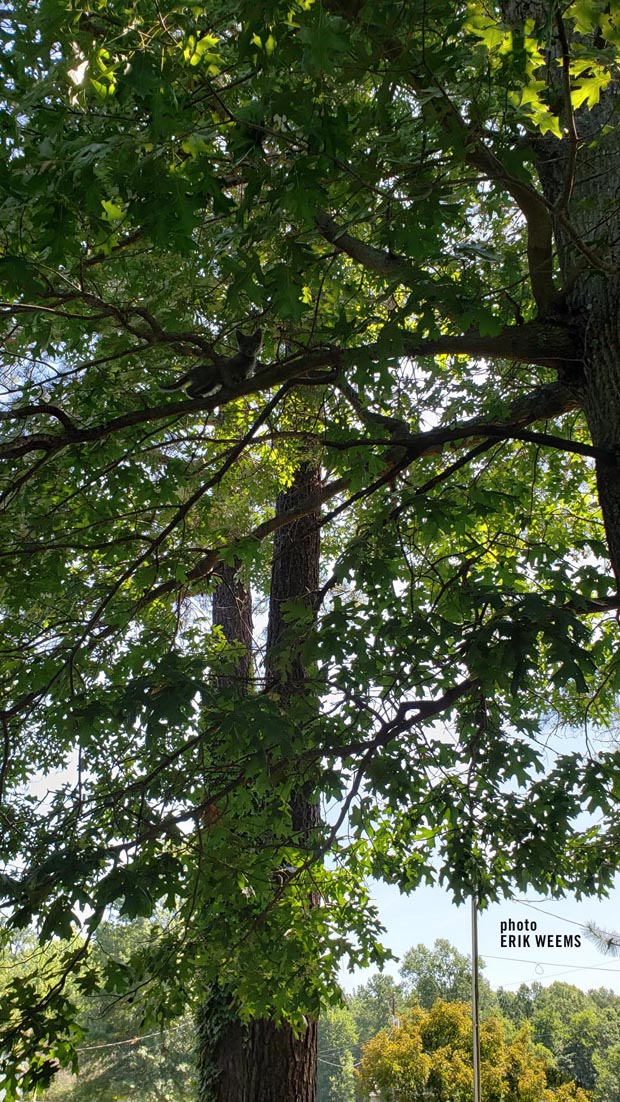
[471,891,481,1102]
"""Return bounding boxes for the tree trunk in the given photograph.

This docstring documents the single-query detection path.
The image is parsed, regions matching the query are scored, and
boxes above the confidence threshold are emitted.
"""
[212,559,254,686]
[197,984,250,1102]
[245,462,322,1102]
[245,1017,317,1102]
[197,560,253,1102]
[544,105,620,587]
[198,466,321,1102]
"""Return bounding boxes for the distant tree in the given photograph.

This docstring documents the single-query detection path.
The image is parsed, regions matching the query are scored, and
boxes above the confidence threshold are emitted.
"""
[558,1004,620,1091]
[531,1004,566,1056]
[504,1024,562,1102]
[593,1042,620,1102]
[316,1006,357,1102]
[357,1005,430,1102]
[356,1000,587,1102]
[0,918,197,1102]
[557,1007,601,1090]
[587,987,620,1010]
[530,983,589,1055]
[499,978,620,1094]
[42,1023,196,1102]
[350,973,405,1049]
[496,982,543,1027]
[400,939,497,1014]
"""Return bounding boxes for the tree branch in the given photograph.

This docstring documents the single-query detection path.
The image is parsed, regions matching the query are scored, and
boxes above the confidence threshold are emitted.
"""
[330,678,478,759]
[0,372,603,727]
[397,67,558,312]
[394,422,608,465]
[0,402,78,432]
[554,7,579,213]
[323,0,558,313]
[0,316,584,462]
[180,377,584,598]
[315,209,422,282]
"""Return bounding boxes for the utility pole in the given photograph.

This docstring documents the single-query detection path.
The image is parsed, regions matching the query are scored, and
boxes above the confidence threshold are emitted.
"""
[471,891,481,1102]
[390,992,400,1030]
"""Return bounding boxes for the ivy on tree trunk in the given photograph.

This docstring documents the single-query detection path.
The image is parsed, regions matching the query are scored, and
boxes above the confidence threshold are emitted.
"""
[198,468,321,1102]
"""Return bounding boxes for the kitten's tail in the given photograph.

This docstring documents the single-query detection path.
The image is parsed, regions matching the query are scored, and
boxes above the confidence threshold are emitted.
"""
[159,370,192,392]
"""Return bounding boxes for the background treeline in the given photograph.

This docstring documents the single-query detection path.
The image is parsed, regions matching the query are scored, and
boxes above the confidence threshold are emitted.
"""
[5,924,619,1101]
[320,939,620,1102]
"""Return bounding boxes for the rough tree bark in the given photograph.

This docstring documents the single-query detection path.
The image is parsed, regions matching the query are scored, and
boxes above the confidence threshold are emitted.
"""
[197,465,321,1102]
[211,560,254,686]
[244,462,322,1102]
[197,560,253,1102]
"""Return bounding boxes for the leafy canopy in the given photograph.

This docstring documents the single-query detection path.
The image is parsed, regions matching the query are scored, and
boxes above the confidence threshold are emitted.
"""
[356,1000,590,1102]
[2,0,620,1093]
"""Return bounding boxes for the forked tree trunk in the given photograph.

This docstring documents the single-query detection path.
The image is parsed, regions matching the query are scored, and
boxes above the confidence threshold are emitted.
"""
[197,466,321,1102]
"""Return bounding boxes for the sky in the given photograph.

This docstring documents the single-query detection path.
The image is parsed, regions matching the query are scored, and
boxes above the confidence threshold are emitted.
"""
[340,876,620,995]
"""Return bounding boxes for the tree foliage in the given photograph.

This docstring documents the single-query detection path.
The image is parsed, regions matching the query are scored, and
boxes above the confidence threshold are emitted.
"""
[0,918,197,1102]
[349,972,406,1052]
[3,0,620,1094]
[351,949,620,1101]
[400,938,497,1014]
[356,1001,589,1102]
[4,929,615,1102]
[316,1006,358,1102]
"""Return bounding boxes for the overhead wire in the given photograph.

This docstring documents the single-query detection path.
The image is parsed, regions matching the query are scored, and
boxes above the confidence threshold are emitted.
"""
[77,1021,191,1053]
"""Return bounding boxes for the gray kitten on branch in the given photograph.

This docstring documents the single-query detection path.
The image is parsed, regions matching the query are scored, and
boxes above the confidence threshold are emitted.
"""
[161,330,263,398]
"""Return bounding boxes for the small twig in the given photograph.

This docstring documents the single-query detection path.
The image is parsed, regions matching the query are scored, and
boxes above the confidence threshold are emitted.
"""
[554,7,579,213]
[0,713,10,808]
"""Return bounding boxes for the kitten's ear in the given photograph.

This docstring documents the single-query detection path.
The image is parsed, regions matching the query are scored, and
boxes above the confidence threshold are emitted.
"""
[235,328,262,350]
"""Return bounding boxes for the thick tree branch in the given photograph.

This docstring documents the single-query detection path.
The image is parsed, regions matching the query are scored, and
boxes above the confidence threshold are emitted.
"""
[324,375,587,528]
[0,293,213,353]
[393,422,608,465]
[470,149,556,314]
[402,67,558,312]
[329,678,479,759]
[315,209,422,282]
[0,318,584,461]
[324,0,558,312]
[338,375,585,462]
[400,320,582,371]
[0,402,78,432]
[82,228,144,268]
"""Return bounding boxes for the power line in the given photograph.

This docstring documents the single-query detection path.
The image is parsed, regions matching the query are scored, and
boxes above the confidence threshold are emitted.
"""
[77,1022,191,1053]
[484,953,620,973]
[496,965,615,988]
[513,899,589,928]
[317,1056,359,1068]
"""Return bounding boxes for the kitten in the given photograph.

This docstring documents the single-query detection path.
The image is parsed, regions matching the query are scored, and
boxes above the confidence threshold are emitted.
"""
[161,330,263,397]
